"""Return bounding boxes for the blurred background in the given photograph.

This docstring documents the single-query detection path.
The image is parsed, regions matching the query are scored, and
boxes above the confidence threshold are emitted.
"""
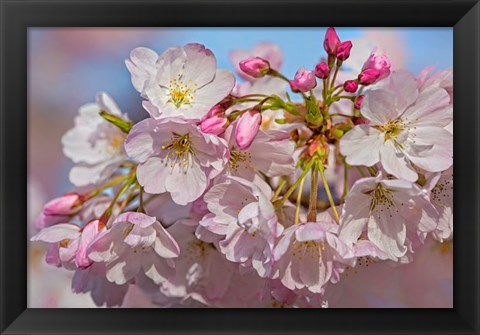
[28,27,453,308]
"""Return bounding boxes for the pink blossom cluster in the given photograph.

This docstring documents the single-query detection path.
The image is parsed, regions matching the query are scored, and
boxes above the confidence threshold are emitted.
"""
[31,28,453,308]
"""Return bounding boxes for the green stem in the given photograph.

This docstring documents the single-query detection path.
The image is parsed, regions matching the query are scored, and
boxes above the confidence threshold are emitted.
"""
[330,64,341,91]
[275,159,314,209]
[82,173,130,202]
[318,162,340,223]
[307,163,319,222]
[341,163,349,203]
[295,175,306,225]
[272,178,287,202]
[355,166,367,178]
[101,171,136,226]
[367,166,377,176]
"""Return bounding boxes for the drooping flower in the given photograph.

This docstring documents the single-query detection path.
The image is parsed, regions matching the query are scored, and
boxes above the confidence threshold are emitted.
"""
[62,92,129,186]
[340,70,453,182]
[273,221,354,294]
[124,118,229,205]
[127,43,235,121]
[87,212,180,285]
[200,176,282,277]
[31,219,105,269]
[339,172,439,260]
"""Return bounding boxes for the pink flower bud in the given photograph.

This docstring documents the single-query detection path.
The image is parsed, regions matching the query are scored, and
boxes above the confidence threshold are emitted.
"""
[293,67,317,92]
[35,193,81,229]
[289,80,300,93]
[75,219,105,269]
[239,57,271,78]
[358,68,382,85]
[362,49,391,80]
[343,80,358,93]
[200,105,229,135]
[235,110,262,150]
[324,27,340,55]
[314,62,330,79]
[336,41,353,61]
[354,95,364,109]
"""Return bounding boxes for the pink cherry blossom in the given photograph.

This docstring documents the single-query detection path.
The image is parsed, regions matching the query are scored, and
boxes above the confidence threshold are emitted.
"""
[201,176,282,277]
[336,41,353,61]
[340,70,453,182]
[61,92,129,186]
[87,212,180,285]
[339,172,439,260]
[199,104,229,136]
[273,221,354,294]
[127,43,235,121]
[124,118,228,205]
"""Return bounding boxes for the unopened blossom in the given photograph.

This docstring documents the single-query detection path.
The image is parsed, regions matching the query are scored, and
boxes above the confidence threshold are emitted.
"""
[314,61,330,79]
[339,173,439,260]
[358,68,382,85]
[354,95,364,110]
[124,118,229,205]
[200,176,283,277]
[230,42,283,81]
[343,80,358,93]
[293,67,317,92]
[340,70,453,182]
[199,104,229,136]
[336,41,353,61]
[235,109,262,150]
[273,221,354,294]
[35,193,81,229]
[324,27,341,55]
[62,92,129,186]
[239,57,271,78]
[424,167,453,242]
[127,43,235,120]
[87,212,180,285]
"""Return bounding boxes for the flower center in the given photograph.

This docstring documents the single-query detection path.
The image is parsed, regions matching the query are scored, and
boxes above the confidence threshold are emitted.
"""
[431,175,453,208]
[228,149,254,172]
[381,120,405,140]
[161,132,194,172]
[167,76,198,108]
[186,239,213,262]
[364,183,395,212]
[291,240,325,260]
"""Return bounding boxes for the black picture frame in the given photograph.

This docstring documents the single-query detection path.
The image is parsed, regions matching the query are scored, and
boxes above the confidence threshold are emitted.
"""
[1,0,479,334]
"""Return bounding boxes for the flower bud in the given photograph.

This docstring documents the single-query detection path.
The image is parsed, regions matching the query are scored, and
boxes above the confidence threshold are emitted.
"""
[343,80,358,93]
[362,49,391,80]
[239,57,271,78]
[336,41,353,61]
[314,62,330,79]
[289,80,300,93]
[352,116,370,125]
[293,67,317,92]
[354,95,364,110]
[235,109,262,150]
[35,193,82,229]
[358,68,382,85]
[324,27,340,55]
[200,105,229,135]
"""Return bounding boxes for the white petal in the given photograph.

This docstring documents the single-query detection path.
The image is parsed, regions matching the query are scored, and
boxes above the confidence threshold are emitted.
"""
[379,140,418,182]
[340,125,382,166]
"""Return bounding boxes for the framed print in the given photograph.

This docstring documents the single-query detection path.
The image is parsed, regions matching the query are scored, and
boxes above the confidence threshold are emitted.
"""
[1,0,479,334]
